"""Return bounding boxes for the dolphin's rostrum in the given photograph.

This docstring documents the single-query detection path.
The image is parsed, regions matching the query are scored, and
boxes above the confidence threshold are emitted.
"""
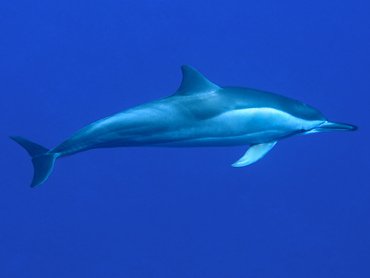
[11,66,357,187]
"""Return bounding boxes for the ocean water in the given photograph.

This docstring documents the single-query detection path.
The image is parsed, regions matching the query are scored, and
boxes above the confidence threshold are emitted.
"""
[1,0,369,277]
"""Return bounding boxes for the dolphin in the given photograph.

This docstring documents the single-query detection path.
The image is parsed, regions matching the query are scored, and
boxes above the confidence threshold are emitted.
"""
[11,66,357,187]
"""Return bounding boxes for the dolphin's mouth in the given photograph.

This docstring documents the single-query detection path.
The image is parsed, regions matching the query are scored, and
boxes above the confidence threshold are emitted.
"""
[314,121,358,132]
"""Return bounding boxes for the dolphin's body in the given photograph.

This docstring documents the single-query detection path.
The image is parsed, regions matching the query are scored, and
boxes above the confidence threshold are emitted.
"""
[11,66,357,187]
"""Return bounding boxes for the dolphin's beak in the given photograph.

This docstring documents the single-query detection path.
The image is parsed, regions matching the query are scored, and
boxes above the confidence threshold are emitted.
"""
[314,121,358,132]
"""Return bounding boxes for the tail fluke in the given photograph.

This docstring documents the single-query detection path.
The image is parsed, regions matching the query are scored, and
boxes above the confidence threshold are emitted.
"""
[10,136,57,187]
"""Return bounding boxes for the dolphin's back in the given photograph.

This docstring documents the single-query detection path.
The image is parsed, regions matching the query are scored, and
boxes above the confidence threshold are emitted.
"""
[218,87,326,121]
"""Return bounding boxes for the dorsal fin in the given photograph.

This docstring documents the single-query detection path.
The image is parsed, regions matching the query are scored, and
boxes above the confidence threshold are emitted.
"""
[175,65,220,96]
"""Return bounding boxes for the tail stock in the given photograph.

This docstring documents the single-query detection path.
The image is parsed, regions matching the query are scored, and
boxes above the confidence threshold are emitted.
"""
[10,136,57,187]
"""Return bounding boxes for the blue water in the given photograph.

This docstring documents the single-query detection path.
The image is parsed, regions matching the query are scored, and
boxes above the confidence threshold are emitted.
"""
[1,1,369,277]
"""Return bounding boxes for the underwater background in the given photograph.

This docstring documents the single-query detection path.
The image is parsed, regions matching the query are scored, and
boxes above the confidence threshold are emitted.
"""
[1,0,369,277]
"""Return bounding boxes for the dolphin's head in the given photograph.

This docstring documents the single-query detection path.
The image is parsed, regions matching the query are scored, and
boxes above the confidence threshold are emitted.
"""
[292,102,358,133]
[291,101,326,121]
[219,87,358,134]
[285,100,358,133]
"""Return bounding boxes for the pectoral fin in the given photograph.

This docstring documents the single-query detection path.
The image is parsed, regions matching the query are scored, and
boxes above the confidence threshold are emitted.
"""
[231,141,278,167]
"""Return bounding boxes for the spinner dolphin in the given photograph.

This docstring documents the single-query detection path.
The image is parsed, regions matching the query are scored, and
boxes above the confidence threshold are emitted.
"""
[11,66,357,187]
